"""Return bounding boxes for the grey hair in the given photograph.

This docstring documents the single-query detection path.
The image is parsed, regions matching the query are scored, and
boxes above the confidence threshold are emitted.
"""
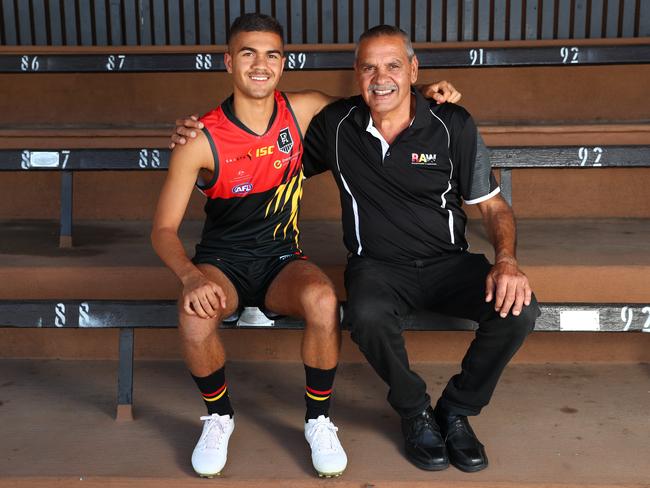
[354,25,415,61]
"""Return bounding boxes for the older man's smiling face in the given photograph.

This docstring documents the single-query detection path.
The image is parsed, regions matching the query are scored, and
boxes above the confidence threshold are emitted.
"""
[355,34,418,116]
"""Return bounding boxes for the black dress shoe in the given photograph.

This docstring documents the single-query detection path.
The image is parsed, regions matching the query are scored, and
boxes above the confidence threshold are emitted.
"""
[434,406,488,472]
[400,406,449,471]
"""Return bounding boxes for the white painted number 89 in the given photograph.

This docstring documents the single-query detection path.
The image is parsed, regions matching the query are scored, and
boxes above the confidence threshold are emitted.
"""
[286,53,306,69]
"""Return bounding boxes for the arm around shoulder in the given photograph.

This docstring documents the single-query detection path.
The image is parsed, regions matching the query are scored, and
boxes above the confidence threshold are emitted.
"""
[286,90,337,134]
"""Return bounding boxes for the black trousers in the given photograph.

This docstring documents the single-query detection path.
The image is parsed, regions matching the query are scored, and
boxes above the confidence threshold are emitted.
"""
[344,252,539,419]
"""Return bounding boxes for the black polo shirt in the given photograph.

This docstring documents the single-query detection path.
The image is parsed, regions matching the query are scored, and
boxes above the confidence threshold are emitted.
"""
[302,89,499,264]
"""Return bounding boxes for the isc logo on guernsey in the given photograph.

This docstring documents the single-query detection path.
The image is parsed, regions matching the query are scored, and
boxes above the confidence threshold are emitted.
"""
[232,182,253,194]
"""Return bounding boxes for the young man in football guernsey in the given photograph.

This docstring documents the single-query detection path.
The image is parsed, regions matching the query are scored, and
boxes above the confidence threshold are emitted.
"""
[153,14,461,478]
[300,25,540,473]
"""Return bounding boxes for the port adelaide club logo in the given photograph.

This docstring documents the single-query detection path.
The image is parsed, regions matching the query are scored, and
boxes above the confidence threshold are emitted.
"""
[277,127,294,154]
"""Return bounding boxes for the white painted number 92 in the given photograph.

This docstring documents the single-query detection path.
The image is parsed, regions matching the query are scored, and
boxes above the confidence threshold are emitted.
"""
[578,147,603,166]
[620,306,650,332]
[560,46,579,64]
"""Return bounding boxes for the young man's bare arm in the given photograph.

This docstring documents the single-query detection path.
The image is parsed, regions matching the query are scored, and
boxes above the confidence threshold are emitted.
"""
[151,132,227,317]
[285,90,335,135]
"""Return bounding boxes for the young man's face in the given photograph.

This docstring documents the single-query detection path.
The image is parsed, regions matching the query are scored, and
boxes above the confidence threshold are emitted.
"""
[355,34,418,117]
[225,30,285,99]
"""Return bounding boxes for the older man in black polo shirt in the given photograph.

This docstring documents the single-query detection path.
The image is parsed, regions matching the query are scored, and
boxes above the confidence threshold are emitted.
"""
[302,25,540,473]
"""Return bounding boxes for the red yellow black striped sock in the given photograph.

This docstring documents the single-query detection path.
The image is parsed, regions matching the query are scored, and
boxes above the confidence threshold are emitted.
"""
[191,366,234,417]
[304,364,337,421]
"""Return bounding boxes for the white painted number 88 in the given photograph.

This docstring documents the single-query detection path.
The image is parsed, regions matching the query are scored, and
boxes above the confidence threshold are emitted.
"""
[195,54,212,70]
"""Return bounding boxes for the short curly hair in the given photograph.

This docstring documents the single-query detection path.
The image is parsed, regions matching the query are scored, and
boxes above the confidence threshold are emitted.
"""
[228,13,284,48]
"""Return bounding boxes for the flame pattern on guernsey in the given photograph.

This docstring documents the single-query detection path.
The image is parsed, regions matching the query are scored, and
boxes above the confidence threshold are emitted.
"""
[265,165,303,245]
[196,91,304,259]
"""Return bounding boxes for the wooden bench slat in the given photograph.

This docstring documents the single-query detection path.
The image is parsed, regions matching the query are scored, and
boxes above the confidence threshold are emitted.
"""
[1,146,648,171]
[1,44,648,73]
[1,300,648,332]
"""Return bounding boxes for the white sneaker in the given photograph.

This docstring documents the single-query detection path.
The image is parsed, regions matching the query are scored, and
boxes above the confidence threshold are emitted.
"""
[191,413,235,477]
[304,415,348,477]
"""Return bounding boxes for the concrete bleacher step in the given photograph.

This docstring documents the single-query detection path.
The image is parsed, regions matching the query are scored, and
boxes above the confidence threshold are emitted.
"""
[1,359,648,487]
[1,218,648,303]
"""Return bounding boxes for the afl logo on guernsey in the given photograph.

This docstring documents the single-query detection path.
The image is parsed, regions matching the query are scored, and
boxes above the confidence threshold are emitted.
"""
[232,182,253,194]
[277,127,294,154]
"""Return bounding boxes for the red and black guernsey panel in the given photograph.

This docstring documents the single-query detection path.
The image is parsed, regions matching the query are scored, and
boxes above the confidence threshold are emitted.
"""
[195,91,305,259]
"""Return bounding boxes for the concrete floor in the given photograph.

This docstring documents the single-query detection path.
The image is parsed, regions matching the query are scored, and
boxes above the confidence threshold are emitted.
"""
[1,360,648,487]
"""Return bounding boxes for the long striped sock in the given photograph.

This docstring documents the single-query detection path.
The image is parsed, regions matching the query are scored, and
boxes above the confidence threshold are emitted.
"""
[304,364,337,421]
[191,366,234,417]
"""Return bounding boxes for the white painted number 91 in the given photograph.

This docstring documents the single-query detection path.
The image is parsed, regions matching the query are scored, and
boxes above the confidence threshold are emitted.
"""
[469,49,485,65]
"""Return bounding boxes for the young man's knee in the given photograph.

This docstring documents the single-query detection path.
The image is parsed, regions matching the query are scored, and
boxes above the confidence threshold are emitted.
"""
[177,300,222,342]
[301,281,339,317]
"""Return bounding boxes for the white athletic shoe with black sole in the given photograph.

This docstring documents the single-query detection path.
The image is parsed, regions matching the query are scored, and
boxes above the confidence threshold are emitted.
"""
[304,415,348,477]
[191,413,235,478]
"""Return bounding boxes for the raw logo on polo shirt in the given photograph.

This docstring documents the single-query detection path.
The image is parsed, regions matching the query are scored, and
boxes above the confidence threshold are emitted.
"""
[277,127,294,154]
[411,152,437,166]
